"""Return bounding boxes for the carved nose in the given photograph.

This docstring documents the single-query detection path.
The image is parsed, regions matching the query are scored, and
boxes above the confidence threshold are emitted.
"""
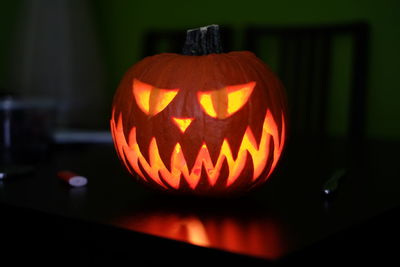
[172,117,194,133]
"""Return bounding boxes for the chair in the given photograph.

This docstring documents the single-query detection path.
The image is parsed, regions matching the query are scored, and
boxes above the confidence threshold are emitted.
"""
[244,23,370,146]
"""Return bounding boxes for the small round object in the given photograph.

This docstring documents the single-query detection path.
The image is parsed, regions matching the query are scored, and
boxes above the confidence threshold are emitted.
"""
[57,171,88,187]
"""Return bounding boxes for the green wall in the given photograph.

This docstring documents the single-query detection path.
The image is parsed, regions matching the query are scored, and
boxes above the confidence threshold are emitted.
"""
[1,0,399,140]
[91,0,400,140]
[0,1,21,93]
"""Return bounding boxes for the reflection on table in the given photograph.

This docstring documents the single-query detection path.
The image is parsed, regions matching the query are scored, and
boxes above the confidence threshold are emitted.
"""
[115,203,285,260]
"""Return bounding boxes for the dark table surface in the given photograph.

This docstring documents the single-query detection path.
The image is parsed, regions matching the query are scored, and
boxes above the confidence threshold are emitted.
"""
[1,138,399,265]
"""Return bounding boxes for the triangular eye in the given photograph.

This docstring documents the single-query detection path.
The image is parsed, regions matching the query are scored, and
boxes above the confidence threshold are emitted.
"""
[133,79,178,116]
[197,81,255,119]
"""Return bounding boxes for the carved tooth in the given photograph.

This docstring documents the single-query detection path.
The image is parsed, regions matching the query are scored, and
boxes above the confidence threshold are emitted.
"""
[203,137,224,166]
[249,110,267,147]
[110,115,126,167]
[135,128,153,164]
[137,159,167,189]
[180,137,203,173]
[193,165,211,192]
[224,121,248,160]
[177,172,191,192]
[227,152,254,191]
[157,138,178,173]
[251,140,275,187]
[213,158,230,189]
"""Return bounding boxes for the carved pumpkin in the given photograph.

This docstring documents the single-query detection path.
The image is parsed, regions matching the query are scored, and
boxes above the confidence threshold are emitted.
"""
[111,25,287,195]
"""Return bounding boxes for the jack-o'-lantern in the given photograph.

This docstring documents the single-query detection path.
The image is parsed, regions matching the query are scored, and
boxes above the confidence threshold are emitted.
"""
[111,25,287,195]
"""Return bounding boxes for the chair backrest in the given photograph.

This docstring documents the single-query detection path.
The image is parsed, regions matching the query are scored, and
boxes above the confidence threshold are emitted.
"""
[244,23,370,145]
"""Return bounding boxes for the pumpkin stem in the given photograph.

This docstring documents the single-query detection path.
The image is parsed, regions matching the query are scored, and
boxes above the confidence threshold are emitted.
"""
[182,24,223,55]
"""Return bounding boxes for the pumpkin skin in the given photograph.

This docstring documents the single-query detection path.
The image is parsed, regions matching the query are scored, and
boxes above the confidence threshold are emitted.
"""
[111,51,287,195]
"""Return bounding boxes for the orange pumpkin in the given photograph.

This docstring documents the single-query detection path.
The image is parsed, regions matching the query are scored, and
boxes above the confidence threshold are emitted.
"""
[111,25,287,195]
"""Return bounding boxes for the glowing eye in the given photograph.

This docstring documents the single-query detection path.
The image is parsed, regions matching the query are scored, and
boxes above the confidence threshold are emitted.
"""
[197,81,255,119]
[133,79,178,116]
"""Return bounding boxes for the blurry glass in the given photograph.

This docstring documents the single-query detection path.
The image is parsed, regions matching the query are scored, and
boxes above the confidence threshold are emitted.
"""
[0,96,55,165]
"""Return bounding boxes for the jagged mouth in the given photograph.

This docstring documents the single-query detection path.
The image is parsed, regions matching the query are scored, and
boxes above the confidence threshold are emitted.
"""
[111,110,285,190]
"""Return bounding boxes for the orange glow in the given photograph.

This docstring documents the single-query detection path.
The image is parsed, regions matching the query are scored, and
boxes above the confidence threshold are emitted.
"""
[226,81,255,115]
[181,217,210,247]
[132,79,178,116]
[111,109,285,190]
[198,93,217,118]
[115,213,284,260]
[197,81,255,119]
[172,117,194,133]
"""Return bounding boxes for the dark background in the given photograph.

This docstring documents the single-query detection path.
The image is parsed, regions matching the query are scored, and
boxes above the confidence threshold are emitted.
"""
[1,1,400,264]
[0,0,399,140]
